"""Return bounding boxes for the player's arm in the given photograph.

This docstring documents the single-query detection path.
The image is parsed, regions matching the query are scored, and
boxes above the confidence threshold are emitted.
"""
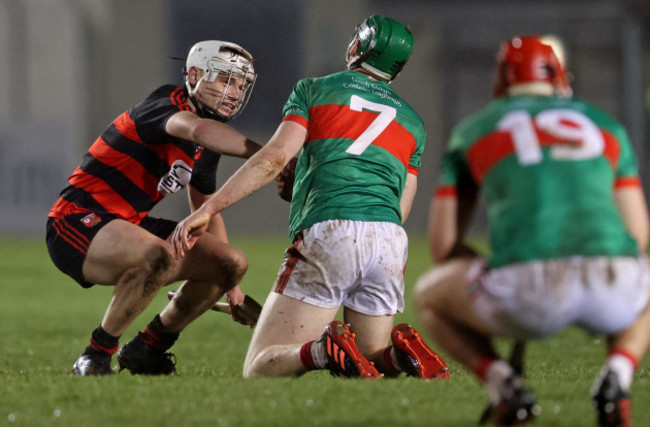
[166,110,261,159]
[615,185,649,250]
[188,185,228,241]
[200,121,306,215]
[427,184,479,264]
[400,173,418,223]
[172,121,307,258]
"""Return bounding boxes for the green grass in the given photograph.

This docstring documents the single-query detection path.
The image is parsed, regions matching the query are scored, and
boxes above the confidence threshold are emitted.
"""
[0,235,648,426]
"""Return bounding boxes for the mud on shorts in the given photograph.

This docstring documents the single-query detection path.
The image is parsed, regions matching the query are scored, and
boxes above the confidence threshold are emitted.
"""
[46,212,177,288]
[272,219,408,316]
[470,255,650,339]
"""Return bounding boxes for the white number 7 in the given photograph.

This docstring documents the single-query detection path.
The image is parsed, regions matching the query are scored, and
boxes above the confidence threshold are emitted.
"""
[345,95,397,155]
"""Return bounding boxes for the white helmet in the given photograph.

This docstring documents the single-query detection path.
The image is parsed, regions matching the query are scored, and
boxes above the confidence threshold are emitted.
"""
[185,40,257,121]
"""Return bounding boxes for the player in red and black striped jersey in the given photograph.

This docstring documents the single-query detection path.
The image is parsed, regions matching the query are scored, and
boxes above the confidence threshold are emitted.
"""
[46,40,262,376]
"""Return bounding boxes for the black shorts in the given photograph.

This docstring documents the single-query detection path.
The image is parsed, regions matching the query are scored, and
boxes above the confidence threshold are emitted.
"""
[46,212,177,288]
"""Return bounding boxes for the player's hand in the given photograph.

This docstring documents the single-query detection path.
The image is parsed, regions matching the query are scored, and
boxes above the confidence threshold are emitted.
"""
[225,286,252,327]
[276,157,298,202]
[171,210,211,259]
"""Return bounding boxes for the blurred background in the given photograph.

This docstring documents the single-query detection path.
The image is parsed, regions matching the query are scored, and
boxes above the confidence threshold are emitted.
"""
[1,0,649,239]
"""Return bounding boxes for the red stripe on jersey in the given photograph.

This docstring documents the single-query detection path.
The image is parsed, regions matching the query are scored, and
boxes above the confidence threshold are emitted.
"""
[602,130,621,170]
[68,169,145,223]
[435,186,458,198]
[615,176,642,189]
[49,198,91,218]
[113,112,142,143]
[148,142,195,167]
[194,146,204,160]
[468,128,622,183]
[306,104,417,170]
[283,114,308,128]
[171,87,191,111]
[407,165,419,176]
[88,138,162,202]
[467,131,514,183]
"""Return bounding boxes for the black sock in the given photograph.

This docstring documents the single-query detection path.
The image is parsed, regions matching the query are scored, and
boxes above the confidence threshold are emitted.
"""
[88,325,119,355]
[141,314,179,351]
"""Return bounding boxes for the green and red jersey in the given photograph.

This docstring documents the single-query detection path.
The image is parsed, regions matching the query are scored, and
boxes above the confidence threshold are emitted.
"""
[282,70,426,242]
[437,95,640,268]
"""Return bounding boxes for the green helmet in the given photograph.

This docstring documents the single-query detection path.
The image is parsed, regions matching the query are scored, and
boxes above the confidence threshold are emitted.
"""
[345,15,414,82]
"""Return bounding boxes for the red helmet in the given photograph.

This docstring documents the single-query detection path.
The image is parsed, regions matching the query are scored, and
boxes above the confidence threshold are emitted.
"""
[493,35,568,97]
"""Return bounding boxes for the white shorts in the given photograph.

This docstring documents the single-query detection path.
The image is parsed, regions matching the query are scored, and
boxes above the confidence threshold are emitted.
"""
[273,220,408,316]
[472,256,650,339]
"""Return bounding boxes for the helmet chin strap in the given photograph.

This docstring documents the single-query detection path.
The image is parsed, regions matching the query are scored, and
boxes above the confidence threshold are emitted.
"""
[186,73,231,122]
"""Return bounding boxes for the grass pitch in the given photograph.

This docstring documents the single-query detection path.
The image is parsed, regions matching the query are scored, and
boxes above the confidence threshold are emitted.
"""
[0,235,648,426]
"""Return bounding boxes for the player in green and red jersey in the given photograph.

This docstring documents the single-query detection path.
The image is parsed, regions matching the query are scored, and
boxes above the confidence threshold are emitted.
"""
[46,41,261,376]
[172,15,449,380]
[413,35,650,425]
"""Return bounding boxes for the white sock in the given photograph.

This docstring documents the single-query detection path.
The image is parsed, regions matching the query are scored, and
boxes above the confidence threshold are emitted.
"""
[485,360,515,404]
[606,354,635,391]
[310,340,328,369]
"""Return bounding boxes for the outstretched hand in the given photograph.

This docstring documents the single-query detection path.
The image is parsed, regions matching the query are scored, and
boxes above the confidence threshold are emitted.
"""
[171,209,211,259]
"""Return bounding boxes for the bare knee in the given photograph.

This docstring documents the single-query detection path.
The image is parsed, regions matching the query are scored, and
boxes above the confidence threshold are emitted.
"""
[215,246,248,291]
[242,349,266,378]
[242,346,303,378]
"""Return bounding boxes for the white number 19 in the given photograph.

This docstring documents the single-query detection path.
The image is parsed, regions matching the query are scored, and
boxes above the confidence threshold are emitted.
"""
[497,109,605,165]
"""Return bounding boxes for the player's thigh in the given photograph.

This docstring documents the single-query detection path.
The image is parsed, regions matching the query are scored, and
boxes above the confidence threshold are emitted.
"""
[414,257,492,334]
[246,292,338,361]
[343,307,393,356]
[83,219,173,285]
[173,233,246,282]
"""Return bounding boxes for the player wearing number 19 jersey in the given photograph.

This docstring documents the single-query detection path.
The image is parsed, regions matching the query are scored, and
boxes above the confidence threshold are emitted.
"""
[438,94,639,269]
[414,35,650,426]
[172,15,450,381]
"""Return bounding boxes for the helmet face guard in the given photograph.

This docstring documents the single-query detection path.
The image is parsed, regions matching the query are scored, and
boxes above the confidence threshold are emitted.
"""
[493,35,567,98]
[185,41,257,121]
[345,15,414,82]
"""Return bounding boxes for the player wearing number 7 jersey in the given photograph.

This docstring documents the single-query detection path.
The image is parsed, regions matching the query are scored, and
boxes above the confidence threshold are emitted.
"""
[172,14,450,380]
[413,35,650,425]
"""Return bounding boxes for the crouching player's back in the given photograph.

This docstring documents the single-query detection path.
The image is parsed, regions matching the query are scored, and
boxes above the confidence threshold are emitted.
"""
[414,35,650,426]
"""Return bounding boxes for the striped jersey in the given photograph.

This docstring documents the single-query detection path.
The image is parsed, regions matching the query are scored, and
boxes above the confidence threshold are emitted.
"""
[437,95,640,268]
[282,70,426,242]
[49,85,221,224]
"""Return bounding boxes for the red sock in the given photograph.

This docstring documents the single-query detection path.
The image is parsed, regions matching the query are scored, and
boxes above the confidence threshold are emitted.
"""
[382,346,401,375]
[300,340,316,370]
